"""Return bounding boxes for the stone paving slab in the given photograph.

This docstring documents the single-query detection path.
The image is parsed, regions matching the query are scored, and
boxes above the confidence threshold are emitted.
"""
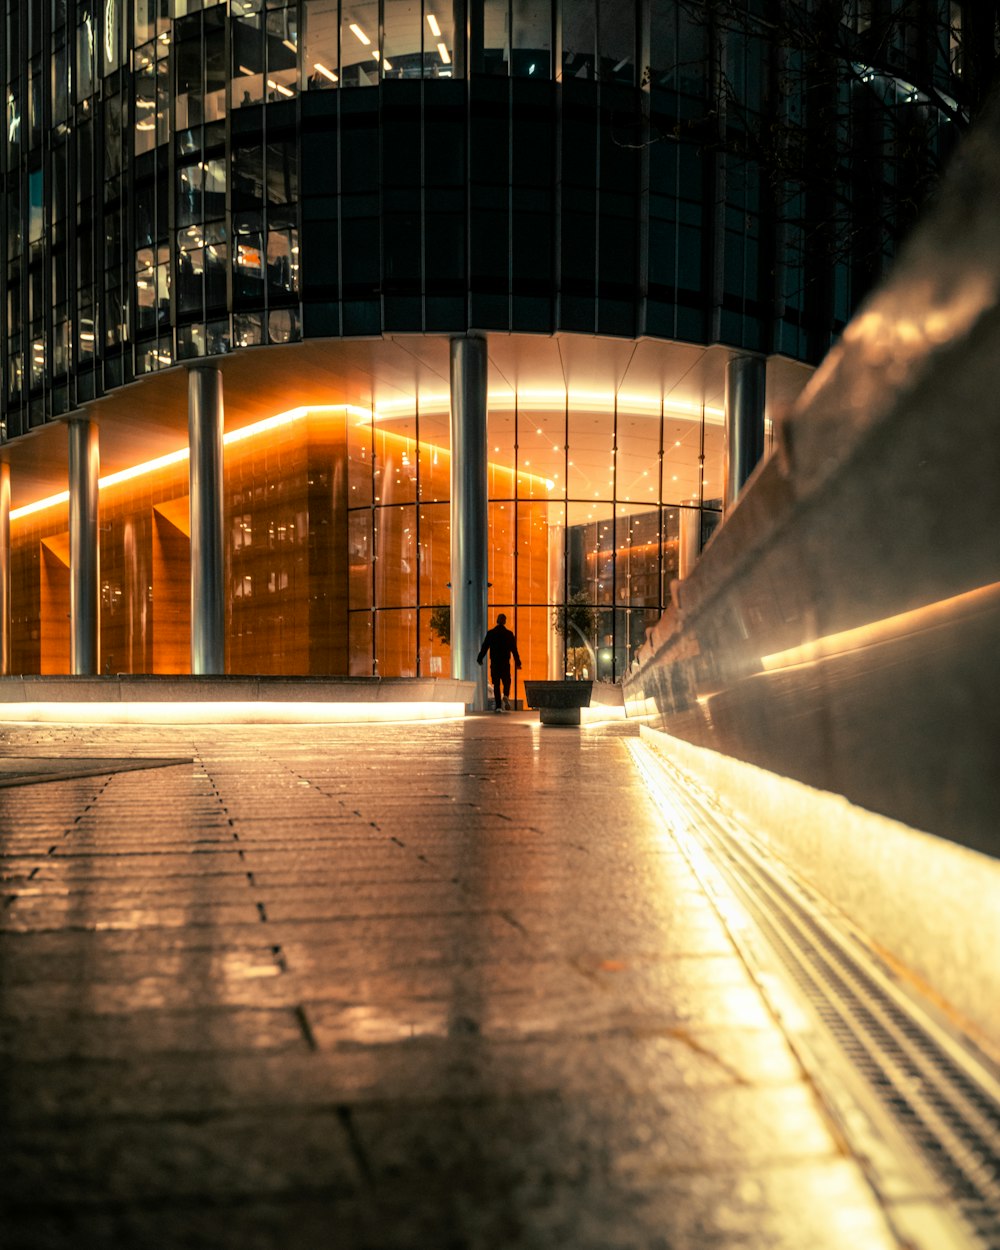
[0,717,902,1250]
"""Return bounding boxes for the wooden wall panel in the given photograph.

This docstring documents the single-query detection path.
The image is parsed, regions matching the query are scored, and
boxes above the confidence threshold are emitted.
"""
[39,540,70,675]
[152,509,191,674]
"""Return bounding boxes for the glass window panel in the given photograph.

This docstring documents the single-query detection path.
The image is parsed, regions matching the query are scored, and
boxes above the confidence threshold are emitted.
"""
[134,0,166,45]
[5,82,21,163]
[234,311,264,346]
[102,0,122,75]
[155,55,170,147]
[375,505,417,608]
[616,408,661,509]
[233,5,265,107]
[384,0,422,79]
[175,28,203,129]
[266,226,298,297]
[662,412,701,505]
[342,1,380,87]
[482,0,508,75]
[266,141,298,203]
[647,0,676,90]
[417,405,451,503]
[349,412,374,507]
[28,170,44,243]
[204,223,227,309]
[76,10,96,101]
[53,318,70,375]
[566,500,612,607]
[349,610,373,674]
[134,47,157,155]
[417,500,449,606]
[375,608,417,676]
[374,419,418,507]
[268,307,300,342]
[423,3,456,77]
[515,403,564,501]
[598,0,634,83]
[52,40,70,126]
[348,510,373,609]
[702,415,724,509]
[104,91,123,176]
[234,214,265,300]
[516,605,557,683]
[512,0,550,78]
[176,225,204,315]
[205,22,227,120]
[266,6,299,100]
[5,187,22,263]
[661,504,680,602]
[615,502,661,609]
[154,245,170,323]
[488,500,515,606]
[5,3,20,79]
[234,147,264,211]
[419,606,450,677]
[135,247,157,331]
[561,0,594,80]
[487,402,516,499]
[566,402,613,501]
[516,498,562,607]
[677,9,708,97]
[304,0,340,88]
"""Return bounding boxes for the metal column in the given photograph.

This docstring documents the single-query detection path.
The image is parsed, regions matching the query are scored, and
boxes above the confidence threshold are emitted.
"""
[0,462,9,675]
[68,418,100,675]
[188,366,225,675]
[449,336,488,710]
[724,354,766,510]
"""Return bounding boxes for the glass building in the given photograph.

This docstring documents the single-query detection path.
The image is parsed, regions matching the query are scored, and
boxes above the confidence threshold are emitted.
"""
[0,0,963,686]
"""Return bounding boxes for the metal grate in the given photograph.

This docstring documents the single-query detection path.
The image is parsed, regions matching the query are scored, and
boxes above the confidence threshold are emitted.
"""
[630,741,1000,1250]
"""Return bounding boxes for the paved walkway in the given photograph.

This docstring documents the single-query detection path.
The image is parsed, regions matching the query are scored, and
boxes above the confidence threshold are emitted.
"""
[0,716,901,1250]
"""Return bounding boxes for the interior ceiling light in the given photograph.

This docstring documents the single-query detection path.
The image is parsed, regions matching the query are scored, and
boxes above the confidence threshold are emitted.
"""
[437,42,451,64]
[426,13,442,36]
[12,404,567,523]
[313,62,338,82]
[349,23,371,45]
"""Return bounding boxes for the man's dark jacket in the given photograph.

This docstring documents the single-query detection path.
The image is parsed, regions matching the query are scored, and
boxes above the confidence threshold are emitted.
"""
[477,625,521,670]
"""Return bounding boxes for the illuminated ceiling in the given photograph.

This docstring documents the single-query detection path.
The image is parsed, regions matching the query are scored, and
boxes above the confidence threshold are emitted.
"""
[0,333,812,510]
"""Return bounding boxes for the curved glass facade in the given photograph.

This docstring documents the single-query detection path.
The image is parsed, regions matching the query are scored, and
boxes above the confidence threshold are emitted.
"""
[0,1,964,681]
[6,366,725,683]
[0,0,962,433]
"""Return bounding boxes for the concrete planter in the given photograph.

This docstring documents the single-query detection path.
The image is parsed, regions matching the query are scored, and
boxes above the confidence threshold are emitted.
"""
[523,679,593,725]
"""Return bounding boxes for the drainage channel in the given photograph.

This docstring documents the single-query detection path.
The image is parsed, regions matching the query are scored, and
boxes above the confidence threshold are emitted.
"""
[628,739,1000,1250]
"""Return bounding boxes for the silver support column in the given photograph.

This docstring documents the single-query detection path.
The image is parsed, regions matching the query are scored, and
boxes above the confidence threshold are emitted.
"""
[188,366,225,675]
[449,336,488,710]
[724,354,766,511]
[0,462,9,675]
[68,418,100,675]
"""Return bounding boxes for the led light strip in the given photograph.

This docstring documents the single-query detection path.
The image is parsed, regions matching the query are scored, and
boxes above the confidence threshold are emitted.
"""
[10,388,721,522]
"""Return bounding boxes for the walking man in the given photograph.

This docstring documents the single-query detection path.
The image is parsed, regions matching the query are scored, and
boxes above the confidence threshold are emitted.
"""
[477,613,522,713]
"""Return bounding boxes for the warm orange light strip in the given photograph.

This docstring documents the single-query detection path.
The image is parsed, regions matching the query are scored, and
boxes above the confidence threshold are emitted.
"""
[372,391,725,421]
[10,388,714,523]
[10,405,367,522]
[760,580,1000,672]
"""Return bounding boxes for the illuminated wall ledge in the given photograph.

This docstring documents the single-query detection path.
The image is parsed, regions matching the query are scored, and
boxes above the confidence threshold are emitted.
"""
[0,676,476,723]
[635,725,1000,1054]
[0,702,469,725]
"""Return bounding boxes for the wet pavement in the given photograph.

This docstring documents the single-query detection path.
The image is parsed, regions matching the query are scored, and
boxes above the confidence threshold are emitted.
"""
[0,715,902,1250]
